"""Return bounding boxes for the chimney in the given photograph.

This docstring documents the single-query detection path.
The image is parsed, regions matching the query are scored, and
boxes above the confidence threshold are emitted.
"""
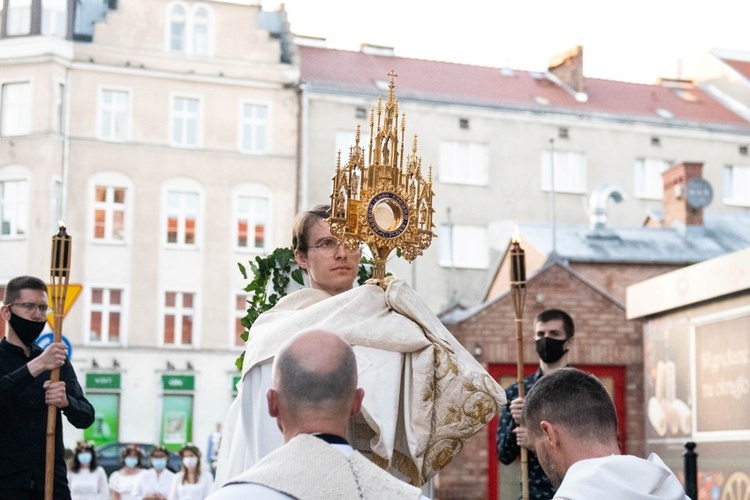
[548,45,585,94]
[661,162,711,227]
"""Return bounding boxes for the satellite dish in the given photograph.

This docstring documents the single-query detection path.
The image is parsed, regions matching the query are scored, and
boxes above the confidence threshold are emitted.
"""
[685,178,713,209]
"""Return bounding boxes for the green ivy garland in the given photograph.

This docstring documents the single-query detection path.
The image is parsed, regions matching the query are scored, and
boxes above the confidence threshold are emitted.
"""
[235,247,384,370]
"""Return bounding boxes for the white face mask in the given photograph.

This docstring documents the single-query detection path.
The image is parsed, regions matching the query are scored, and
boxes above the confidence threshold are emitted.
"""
[182,456,198,469]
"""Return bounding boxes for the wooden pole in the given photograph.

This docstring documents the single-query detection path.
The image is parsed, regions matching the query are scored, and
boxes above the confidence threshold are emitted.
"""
[510,234,528,500]
[45,224,71,500]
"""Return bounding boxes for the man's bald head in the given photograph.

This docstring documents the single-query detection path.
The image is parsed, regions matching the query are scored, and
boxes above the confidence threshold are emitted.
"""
[272,330,358,417]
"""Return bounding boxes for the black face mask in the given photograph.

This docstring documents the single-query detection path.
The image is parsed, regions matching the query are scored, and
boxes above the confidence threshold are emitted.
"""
[536,337,569,364]
[9,312,47,347]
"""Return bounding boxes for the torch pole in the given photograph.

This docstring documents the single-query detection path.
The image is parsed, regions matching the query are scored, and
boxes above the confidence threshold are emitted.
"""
[510,237,528,500]
[45,224,71,500]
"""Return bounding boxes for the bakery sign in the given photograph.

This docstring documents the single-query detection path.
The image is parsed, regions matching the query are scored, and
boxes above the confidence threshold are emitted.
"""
[694,312,750,435]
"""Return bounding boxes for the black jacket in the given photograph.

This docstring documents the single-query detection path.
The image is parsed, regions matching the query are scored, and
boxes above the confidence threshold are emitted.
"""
[0,339,95,498]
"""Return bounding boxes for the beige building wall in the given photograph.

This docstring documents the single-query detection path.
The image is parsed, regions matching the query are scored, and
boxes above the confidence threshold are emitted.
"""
[0,0,298,453]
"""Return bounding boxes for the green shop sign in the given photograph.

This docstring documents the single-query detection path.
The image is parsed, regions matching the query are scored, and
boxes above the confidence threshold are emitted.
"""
[162,374,195,391]
[86,373,121,390]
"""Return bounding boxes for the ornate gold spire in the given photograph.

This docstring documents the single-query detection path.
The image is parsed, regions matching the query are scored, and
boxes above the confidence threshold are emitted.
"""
[329,71,435,282]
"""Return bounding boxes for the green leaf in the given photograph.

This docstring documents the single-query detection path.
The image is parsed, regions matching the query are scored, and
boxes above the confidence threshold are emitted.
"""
[291,268,304,286]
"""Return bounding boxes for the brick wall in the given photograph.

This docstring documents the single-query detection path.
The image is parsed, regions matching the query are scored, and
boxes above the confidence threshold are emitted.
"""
[436,262,644,499]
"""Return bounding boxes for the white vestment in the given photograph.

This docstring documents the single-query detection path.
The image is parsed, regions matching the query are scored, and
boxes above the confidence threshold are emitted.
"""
[554,453,690,499]
[212,434,425,500]
[215,278,505,487]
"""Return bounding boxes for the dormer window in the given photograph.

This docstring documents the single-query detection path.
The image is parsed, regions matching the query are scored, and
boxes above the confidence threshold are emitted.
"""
[166,2,214,56]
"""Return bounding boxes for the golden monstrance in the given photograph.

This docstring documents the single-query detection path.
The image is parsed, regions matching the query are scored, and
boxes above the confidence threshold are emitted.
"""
[328,71,436,283]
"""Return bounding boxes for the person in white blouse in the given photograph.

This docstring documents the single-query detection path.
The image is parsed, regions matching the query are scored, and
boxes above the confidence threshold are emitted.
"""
[167,444,213,500]
[67,441,108,500]
[109,444,145,500]
[133,445,175,500]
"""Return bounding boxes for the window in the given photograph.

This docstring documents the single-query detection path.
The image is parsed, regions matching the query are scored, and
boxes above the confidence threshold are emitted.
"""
[166,2,213,56]
[240,103,268,154]
[168,3,186,52]
[165,190,199,246]
[98,89,130,141]
[42,0,67,37]
[6,0,32,36]
[541,149,587,193]
[93,185,126,241]
[234,294,247,347]
[438,224,489,269]
[0,179,28,238]
[89,287,123,344]
[234,185,271,251]
[171,96,200,148]
[439,141,489,186]
[724,165,750,206]
[163,291,195,346]
[1,82,32,136]
[634,158,670,199]
[192,6,209,56]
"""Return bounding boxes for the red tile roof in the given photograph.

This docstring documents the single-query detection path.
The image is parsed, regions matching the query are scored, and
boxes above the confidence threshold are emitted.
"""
[299,46,750,128]
[719,57,750,81]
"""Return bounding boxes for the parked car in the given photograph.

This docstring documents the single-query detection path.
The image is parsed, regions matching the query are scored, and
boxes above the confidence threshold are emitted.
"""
[95,442,182,477]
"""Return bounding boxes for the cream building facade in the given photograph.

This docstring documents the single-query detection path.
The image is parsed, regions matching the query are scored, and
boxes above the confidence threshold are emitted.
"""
[298,45,750,312]
[0,0,298,456]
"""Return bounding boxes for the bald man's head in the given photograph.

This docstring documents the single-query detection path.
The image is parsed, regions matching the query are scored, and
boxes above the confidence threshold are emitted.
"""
[272,330,358,417]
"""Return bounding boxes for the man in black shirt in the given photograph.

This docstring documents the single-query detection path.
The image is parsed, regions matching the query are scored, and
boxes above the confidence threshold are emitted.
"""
[0,276,95,500]
[496,309,575,499]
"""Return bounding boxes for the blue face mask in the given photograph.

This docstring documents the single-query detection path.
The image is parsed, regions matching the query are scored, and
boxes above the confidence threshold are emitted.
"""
[77,452,92,465]
[151,457,167,470]
[124,457,139,468]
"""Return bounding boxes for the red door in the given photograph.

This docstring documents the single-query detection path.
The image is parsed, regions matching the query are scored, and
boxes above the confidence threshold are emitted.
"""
[486,363,627,500]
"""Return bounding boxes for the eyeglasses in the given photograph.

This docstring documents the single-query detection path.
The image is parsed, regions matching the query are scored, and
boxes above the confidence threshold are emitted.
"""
[8,302,53,315]
[308,238,362,257]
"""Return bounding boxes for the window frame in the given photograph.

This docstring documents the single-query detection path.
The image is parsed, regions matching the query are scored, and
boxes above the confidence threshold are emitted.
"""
[86,285,126,346]
[162,179,203,249]
[238,101,270,154]
[634,158,671,200]
[41,0,67,37]
[233,183,272,253]
[97,87,132,142]
[169,93,202,149]
[88,172,133,245]
[1,81,32,137]
[161,290,199,348]
[5,0,33,36]
[165,1,214,57]
[438,223,489,269]
[438,140,490,186]
[724,164,750,207]
[540,149,588,194]
[0,168,29,240]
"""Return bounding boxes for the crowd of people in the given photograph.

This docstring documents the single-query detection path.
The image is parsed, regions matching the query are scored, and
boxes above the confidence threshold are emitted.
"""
[0,204,693,500]
[66,442,213,500]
